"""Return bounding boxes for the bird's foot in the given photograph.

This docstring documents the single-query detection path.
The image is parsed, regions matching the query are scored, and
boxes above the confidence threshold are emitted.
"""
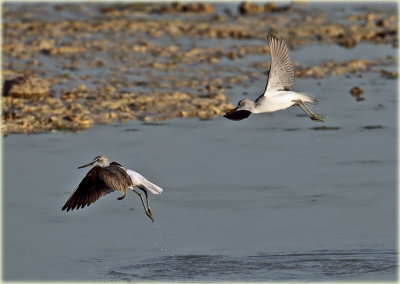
[146,210,155,223]
[311,114,326,122]
[117,195,126,200]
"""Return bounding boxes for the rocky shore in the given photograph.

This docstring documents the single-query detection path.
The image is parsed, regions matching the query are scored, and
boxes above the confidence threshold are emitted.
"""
[2,2,397,135]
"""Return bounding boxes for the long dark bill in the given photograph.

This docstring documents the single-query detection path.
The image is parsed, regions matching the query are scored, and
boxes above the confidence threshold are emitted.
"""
[78,161,95,169]
[223,109,252,121]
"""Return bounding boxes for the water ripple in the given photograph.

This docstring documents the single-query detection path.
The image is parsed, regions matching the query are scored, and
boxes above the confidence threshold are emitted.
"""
[107,250,397,281]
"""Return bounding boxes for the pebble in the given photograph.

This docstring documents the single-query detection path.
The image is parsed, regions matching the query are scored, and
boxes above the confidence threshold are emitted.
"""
[3,75,50,99]
[350,86,365,101]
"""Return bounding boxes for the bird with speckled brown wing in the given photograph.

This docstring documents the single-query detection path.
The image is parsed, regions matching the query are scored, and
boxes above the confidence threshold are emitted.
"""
[62,155,164,222]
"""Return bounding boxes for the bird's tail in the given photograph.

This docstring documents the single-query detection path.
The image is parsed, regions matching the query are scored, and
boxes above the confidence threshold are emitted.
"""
[125,169,164,195]
[141,179,164,195]
[296,92,319,106]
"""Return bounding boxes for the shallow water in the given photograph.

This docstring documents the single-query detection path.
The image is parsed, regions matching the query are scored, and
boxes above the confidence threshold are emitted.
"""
[106,250,396,281]
[3,74,397,280]
[3,2,398,282]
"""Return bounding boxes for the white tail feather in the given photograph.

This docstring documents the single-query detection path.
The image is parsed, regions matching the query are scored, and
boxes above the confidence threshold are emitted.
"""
[296,92,318,104]
[141,179,164,195]
[126,169,164,195]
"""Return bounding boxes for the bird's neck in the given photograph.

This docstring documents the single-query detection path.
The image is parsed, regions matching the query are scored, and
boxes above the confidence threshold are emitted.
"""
[241,100,256,112]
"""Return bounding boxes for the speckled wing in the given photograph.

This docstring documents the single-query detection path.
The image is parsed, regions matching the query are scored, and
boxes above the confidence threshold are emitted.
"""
[62,166,119,212]
[264,34,294,93]
[107,165,133,188]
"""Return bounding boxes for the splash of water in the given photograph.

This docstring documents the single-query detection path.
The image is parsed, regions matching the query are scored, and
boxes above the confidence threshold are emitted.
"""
[150,222,168,253]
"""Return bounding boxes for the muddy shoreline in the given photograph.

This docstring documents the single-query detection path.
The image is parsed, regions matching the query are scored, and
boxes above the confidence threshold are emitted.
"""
[2,2,397,135]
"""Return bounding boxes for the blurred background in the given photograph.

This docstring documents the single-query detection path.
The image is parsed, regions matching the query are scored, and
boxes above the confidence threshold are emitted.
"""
[2,1,398,281]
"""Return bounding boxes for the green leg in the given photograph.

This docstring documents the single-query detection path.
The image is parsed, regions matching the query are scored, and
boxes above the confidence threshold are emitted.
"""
[132,189,155,222]
[295,101,325,122]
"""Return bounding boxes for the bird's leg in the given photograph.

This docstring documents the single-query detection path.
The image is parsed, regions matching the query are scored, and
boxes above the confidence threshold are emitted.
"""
[138,188,152,216]
[294,100,325,122]
[131,188,155,223]
[140,189,155,222]
[117,190,126,200]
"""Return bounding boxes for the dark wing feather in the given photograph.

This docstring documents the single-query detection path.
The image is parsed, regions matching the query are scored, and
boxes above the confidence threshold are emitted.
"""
[223,109,252,121]
[107,165,133,189]
[61,166,115,212]
[263,34,294,94]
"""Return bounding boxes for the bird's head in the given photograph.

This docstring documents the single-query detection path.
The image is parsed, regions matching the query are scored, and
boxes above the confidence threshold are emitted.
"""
[78,155,110,169]
[223,99,254,121]
[236,99,255,111]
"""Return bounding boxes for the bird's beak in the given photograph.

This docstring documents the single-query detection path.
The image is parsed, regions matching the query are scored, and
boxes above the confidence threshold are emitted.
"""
[78,161,95,169]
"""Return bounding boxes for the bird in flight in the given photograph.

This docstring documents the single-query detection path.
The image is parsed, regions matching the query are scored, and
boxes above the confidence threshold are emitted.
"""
[224,34,325,122]
[61,155,164,222]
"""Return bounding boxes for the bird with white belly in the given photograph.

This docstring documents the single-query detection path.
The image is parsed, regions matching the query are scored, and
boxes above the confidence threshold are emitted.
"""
[61,155,164,222]
[224,34,325,122]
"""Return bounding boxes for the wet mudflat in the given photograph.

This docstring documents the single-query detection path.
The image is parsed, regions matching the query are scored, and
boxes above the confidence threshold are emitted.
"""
[2,1,397,134]
[2,2,398,282]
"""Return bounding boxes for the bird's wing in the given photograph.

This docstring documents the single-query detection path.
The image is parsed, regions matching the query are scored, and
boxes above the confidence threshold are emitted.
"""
[106,165,132,189]
[126,169,164,195]
[223,109,252,121]
[61,166,116,211]
[263,34,294,94]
